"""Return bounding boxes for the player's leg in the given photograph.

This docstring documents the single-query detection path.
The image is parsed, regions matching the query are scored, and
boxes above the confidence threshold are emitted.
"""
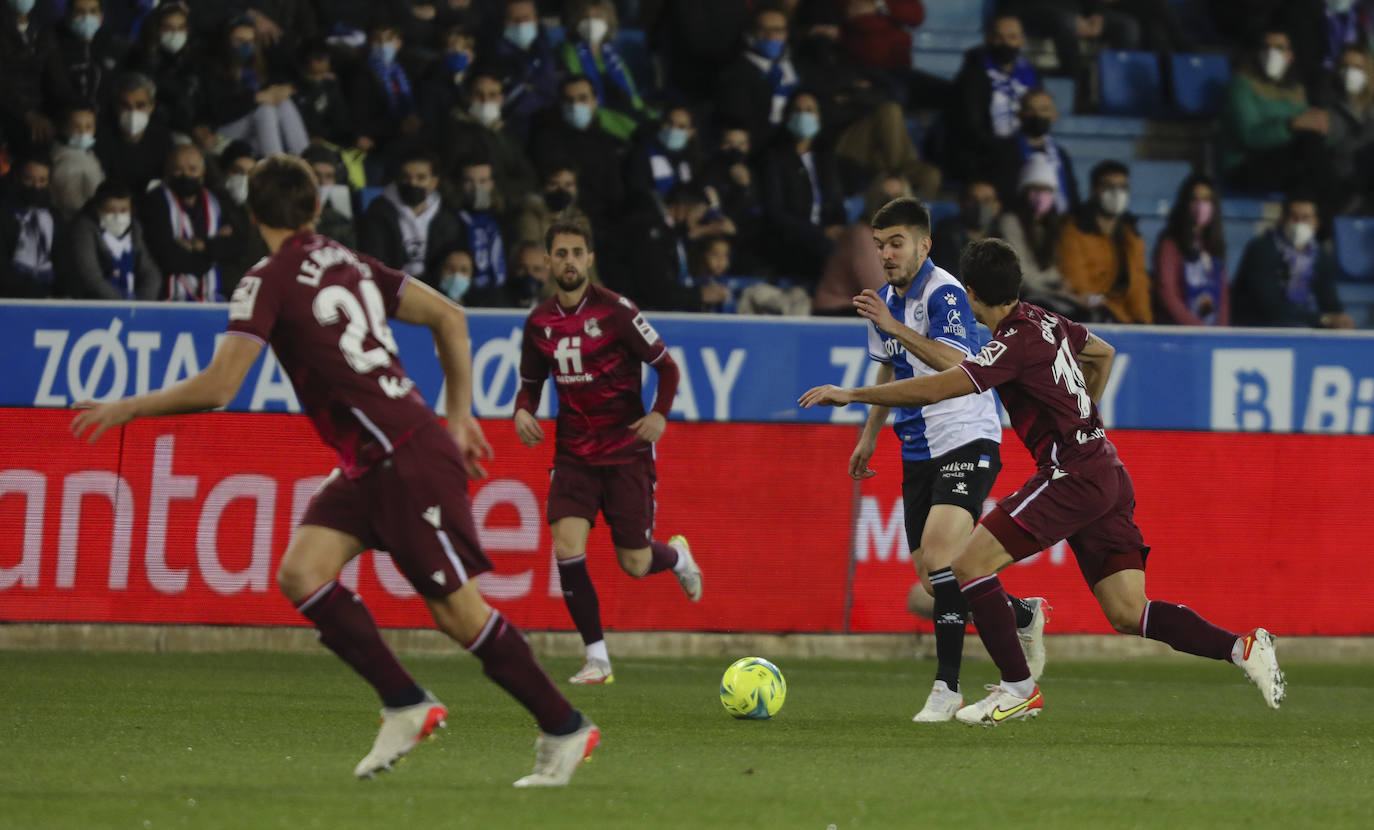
[607,457,702,601]
[548,464,614,683]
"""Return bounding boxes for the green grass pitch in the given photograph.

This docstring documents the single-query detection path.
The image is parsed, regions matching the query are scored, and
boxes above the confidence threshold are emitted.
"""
[2,651,1371,829]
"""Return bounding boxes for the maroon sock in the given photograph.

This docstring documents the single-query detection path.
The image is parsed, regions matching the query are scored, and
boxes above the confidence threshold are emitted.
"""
[1141,600,1237,661]
[645,540,679,575]
[960,575,1032,684]
[468,611,577,734]
[295,581,421,706]
[556,556,604,646]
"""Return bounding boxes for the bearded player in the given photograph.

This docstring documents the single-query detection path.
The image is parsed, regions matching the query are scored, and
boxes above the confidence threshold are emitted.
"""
[514,220,703,686]
[72,155,599,786]
[801,237,1285,725]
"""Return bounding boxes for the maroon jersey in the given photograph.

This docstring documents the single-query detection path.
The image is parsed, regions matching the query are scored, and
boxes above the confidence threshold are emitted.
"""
[958,302,1117,470]
[225,232,432,477]
[518,284,671,465]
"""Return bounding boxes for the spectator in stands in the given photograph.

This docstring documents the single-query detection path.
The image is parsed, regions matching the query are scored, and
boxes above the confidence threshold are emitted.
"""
[292,39,350,146]
[1221,29,1334,203]
[55,0,129,109]
[51,105,105,220]
[128,4,204,139]
[626,106,700,198]
[436,68,535,203]
[759,91,846,284]
[488,0,558,137]
[716,2,802,148]
[947,13,1037,182]
[644,0,751,102]
[1155,173,1229,326]
[1272,0,1372,97]
[454,158,518,307]
[0,157,59,298]
[60,180,160,300]
[837,0,925,77]
[508,238,555,305]
[358,149,465,286]
[204,16,310,157]
[931,179,1002,274]
[402,0,481,49]
[214,140,268,282]
[96,72,173,195]
[1232,194,1354,328]
[700,123,766,273]
[515,161,594,252]
[689,233,735,312]
[529,76,627,227]
[997,154,1082,316]
[301,144,356,247]
[559,0,655,141]
[1324,45,1374,213]
[349,15,427,154]
[139,143,245,301]
[813,172,909,316]
[1058,159,1153,323]
[433,249,475,303]
[417,24,476,146]
[990,87,1079,212]
[1,0,75,156]
[610,183,730,311]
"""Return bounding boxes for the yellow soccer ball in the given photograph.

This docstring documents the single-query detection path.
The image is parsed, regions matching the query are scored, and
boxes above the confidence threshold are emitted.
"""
[719,657,787,719]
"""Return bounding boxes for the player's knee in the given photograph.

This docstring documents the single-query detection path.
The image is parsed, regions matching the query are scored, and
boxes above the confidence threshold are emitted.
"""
[616,548,649,577]
[1104,604,1143,635]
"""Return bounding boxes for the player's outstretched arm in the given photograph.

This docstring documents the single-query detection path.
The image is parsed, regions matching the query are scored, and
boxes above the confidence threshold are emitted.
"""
[71,334,263,443]
[800,367,978,410]
[853,289,967,371]
[850,362,895,480]
[1076,331,1116,404]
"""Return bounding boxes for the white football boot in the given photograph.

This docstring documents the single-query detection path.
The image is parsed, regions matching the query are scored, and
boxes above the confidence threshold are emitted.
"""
[1234,628,1286,709]
[1017,597,1051,681]
[668,535,703,602]
[513,719,601,788]
[569,659,615,685]
[353,692,447,778]
[955,683,1044,727]
[911,680,964,723]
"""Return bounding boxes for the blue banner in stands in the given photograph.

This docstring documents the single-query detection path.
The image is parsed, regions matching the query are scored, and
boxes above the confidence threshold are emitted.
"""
[5,301,1373,434]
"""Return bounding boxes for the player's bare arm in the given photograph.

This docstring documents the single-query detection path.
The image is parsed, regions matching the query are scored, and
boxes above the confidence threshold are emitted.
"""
[849,362,894,480]
[71,334,263,442]
[853,289,967,371]
[394,278,493,478]
[800,367,977,410]
[1076,331,1116,404]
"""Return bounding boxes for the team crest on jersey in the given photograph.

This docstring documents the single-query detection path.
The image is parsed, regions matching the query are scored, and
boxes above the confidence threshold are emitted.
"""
[584,316,603,338]
[944,293,958,306]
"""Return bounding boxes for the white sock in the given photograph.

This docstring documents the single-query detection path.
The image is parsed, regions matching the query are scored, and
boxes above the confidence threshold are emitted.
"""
[669,544,690,575]
[1002,676,1035,698]
[585,640,609,664]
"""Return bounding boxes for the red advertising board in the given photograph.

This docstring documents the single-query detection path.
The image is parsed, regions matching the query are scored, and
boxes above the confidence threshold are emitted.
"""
[4,409,1373,634]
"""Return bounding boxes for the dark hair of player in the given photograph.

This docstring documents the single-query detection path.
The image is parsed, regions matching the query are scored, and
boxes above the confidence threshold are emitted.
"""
[870,196,931,238]
[247,153,319,231]
[546,219,594,253]
[1089,159,1130,189]
[959,238,1023,306]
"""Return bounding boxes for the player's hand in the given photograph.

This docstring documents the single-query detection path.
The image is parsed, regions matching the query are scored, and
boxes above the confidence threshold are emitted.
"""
[798,384,852,408]
[513,408,544,447]
[629,412,666,443]
[848,439,878,480]
[70,399,138,443]
[452,414,493,479]
[853,289,898,334]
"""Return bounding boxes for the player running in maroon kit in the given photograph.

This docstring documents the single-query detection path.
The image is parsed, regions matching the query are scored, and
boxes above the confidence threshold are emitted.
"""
[514,220,703,685]
[71,155,600,786]
[800,238,1285,724]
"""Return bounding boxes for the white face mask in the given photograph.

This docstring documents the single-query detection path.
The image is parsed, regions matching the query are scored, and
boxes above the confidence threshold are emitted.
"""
[120,109,150,137]
[577,17,609,45]
[1098,187,1129,217]
[67,132,96,151]
[1263,47,1290,81]
[469,100,502,126]
[318,183,352,219]
[1284,221,1316,249]
[1344,66,1368,95]
[100,211,132,237]
[224,173,249,205]
[160,29,188,53]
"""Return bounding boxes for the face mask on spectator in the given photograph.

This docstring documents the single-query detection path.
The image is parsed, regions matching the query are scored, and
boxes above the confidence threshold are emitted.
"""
[168,175,202,199]
[397,182,428,207]
[543,188,574,212]
[100,211,132,237]
[225,173,249,205]
[469,100,502,126]
[577,17,609,45]
[1329,0,1355,13]
[1021,114,1051,138]
[160,30,188,53]
[466,186,493,211]
[19,185,50,209]
[373,42,398,64]
[67,132,96,151]
[660,125,689,152]
[1190,199,1214,227]
[1097,187,1128,217]
[10,0,36,15]
[753,36,784,61]
[120,109,150,137]
[563,102,594,130]
[1284,220,1315,249]
[1263,47,1290,81]
[318,183,352,217]
[234,41,255,61]
[966,200,997,229]
[1344,66,1367,95]
[787,110,820,141]
[72,14,101,40]
[505,21,538,49]
[440,271,472,302]
[444,51,470,75]
[1027,189,1055,217]
[989,43,1019,66]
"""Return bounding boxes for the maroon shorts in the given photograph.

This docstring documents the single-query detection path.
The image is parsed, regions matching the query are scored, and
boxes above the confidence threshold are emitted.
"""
[301,419,491,598]
[981,460,1150,587]
[547,456,657,549]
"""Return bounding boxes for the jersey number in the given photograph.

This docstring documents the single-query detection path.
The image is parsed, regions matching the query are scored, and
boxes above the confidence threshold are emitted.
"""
[312,281,399,373]
[1052,338,1092,419]
[554,336,584,373]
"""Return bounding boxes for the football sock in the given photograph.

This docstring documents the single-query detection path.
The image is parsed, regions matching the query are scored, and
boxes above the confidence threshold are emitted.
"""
[960,574,1033,685]
[1009,594,1036,629]
[645,540,680,575]
[294,580,422,707]
[556,556,605,646]
[585,639,610,664]
[467,611,577,734]
[929,568,966,693]
[1140,600,1237,661]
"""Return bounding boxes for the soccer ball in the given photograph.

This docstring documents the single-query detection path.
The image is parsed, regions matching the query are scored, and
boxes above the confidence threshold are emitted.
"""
[719,657,787,719]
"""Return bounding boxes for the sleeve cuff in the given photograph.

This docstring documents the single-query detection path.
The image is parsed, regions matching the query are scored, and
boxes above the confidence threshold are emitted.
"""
[935,336,973,355]
[224,329,267,347]
[958,362,985,393]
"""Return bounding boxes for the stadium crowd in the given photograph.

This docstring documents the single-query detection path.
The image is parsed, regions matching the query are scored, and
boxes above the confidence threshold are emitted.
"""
[0,0,1368,329]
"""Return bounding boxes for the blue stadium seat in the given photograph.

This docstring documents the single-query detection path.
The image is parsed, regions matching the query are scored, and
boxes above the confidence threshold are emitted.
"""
[1056,115,1147,136]
[1098,51,1164,117]
[1219,197,1269,220]
[1223,219,1266,275]
[1044,77,1075,116]
[613,28,653,90]
[1170,53,1231,117]
[911,30,983,53]
[919,0,987,32]
[1130,196,1172,218]
[1336,282,1374,327]
[914,50,965,81]
[358,186,383,212]
[844,195,865,224]
[926,200,959,227]
[1333,216,1374,281]
[1129,159,1193,201]
[543,24,564,46]
[1057,135,1138,162]
[1135,216,1167,255]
